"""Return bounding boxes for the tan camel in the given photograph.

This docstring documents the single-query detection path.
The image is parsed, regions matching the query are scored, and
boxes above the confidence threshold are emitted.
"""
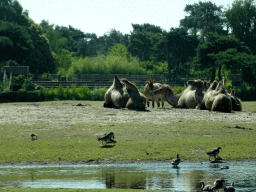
[152,79,209,108]
[103,75,130,108]
[202,80,232,112]
[123,79,146,110]
[144,79,165,108]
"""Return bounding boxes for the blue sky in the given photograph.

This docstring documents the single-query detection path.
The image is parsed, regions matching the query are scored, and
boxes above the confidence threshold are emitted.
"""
[18,0,234,37]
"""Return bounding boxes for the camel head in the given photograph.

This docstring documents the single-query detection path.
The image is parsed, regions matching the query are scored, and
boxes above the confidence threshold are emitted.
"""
[187,79,205,89]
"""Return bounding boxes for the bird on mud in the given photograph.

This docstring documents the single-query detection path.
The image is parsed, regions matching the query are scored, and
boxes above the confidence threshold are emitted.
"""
[212,179,226,191]
[224,182,235,192]
[171,154,181,167]
[97,132,116,146]
[30,133,37,141]
[207,147,221,161]
[200,181,214,192]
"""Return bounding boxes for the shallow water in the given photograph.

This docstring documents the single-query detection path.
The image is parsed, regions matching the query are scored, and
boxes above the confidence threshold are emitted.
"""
[0,162,255,191]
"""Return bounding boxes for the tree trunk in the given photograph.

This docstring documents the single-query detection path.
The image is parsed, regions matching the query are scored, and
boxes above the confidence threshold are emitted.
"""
[218,64,222,81]
[211,67,216,83]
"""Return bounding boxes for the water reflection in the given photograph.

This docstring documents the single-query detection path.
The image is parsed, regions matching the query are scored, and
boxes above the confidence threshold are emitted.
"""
[0,162,256,191]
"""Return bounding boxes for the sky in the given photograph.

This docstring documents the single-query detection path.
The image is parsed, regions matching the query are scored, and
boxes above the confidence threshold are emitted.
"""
[18,0,234,37]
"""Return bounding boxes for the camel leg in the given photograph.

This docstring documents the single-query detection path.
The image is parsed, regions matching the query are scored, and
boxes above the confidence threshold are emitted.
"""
[147,99,150,107]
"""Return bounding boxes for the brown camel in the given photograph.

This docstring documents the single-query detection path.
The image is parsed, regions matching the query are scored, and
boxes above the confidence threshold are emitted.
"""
[144,79,165,108]
[152,79,209,108]
[202,80,232,112]
[103,75,130,108]
[123,79,146,110]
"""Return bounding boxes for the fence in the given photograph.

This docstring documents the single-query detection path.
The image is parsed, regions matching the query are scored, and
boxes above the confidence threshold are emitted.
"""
[31,74,186,89]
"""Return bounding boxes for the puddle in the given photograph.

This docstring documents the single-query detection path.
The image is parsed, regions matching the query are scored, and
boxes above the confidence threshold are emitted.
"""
[0,162,255,191]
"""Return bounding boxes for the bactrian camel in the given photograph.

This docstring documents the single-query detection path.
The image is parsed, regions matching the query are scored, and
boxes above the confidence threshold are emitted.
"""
[152,79,209,108]
[103,75,130,108]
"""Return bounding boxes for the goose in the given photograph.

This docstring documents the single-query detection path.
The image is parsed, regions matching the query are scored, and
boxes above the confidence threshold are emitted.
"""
[30,133,37,140]
[221,165,229,169]
[213,179,226,191]
[171,154,181,167]
[98,132,115,145]
[207,147,221,161]
[224,182,235,192]
[200,181,214,191]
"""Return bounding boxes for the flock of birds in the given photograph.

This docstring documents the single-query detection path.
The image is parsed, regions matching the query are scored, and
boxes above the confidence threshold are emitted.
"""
[30,132,235,191]
[170,147,235,192]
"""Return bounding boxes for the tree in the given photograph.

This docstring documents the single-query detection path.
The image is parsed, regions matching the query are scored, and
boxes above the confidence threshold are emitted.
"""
[193,32,252,81]
[225,0,256,54]
[180,1,227,40]
[163,28,199,79]
[97,29,128,55]
[0,0,55,73]
[128,23,163,62]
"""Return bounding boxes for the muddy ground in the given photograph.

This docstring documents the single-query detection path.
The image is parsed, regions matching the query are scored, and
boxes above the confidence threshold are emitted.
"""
[1,102,255,127]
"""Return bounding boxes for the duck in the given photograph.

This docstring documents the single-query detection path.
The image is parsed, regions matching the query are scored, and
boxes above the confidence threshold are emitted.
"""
[212,179,226,191]
[171,154,181,167]
[207,147,221,161]
[224,182,235,192]
[200,181,214,191]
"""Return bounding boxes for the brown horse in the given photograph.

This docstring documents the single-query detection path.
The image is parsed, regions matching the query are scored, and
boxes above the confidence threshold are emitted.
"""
[144,79,165,108]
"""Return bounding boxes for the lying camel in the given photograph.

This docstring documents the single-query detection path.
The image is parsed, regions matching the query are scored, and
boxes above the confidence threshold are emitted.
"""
[201,80,232,112]
[152,79,209,108]
[144,79,164,108]
[103,75,130,108]
[123,79,146,110]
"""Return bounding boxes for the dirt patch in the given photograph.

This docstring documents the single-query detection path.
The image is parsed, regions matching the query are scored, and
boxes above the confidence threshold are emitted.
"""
[0,103,256,127]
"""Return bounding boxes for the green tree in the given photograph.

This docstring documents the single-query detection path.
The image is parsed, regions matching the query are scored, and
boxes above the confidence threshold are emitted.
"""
[0,0,56,73]
[193,32,252,81]
[163,28,199,79]
[128,23,163,62]
[180,1,227,39]
[225,0,256,54]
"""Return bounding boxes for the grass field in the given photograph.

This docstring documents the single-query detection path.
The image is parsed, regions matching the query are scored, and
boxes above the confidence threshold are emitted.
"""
[0,101,255,164]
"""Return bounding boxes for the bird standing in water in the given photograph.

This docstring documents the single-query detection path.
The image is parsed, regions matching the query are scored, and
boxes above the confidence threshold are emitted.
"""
[171,154,181,167]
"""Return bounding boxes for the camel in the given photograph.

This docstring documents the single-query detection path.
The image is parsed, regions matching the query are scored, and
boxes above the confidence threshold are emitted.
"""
[103,75,130,108]
[123,79,146,110]
[144,79,165,108]
[201,80,232,112]
[152,79,209,108]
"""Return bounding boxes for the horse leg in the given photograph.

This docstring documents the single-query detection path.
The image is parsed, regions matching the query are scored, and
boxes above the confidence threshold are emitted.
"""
[152,100,155,108]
